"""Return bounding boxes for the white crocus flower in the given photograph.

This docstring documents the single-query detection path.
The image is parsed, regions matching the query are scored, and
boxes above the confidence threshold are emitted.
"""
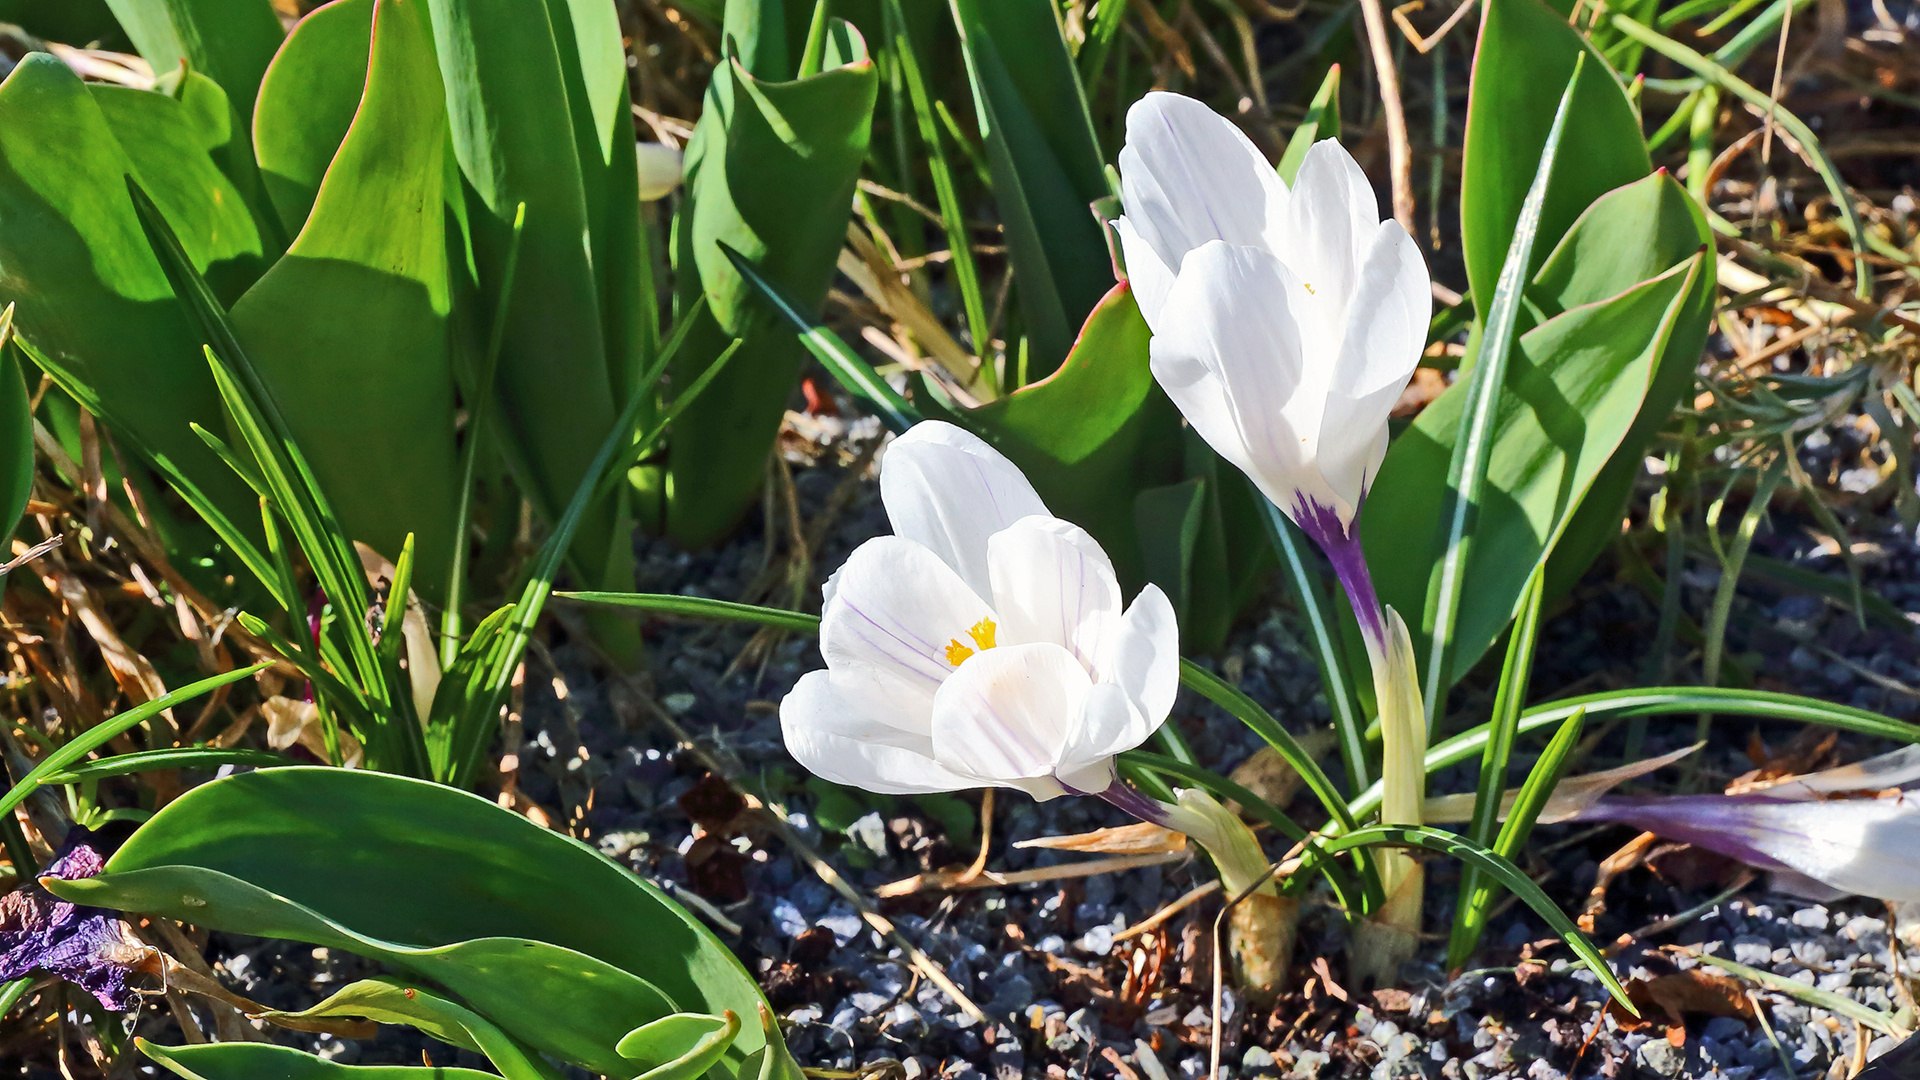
[1113,91,1430,584]
[780,421,1181,804]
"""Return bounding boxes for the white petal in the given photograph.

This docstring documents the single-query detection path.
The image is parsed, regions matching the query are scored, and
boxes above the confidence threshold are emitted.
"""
[1275,139,1380,327]
[1148,241,1337,513]
[929,642,1089,793]
[1118,92,1289,273]
[986,515,1122,668]
[1315,222,1430,516]
[819,536,994,708]
[781,669,985,794]
[635,142,685,201]
[1055,682,1138,793]
[879,421,1050,598]
[1089,583,1180,732]
[1114,216,1177,330]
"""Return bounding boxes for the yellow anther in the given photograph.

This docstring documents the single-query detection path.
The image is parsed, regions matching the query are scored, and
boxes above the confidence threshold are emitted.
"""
[1303,282,1316,295]
[944,618,999,667]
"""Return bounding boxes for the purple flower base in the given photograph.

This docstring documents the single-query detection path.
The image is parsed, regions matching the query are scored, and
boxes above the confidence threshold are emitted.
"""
[1291,496,1386,648]
[0,827,155,1011]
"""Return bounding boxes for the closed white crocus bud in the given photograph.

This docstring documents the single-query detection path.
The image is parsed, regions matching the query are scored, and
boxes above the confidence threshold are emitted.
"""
[636,142,684,201]
[780,421,1181,805]
[1112,91,1430,642]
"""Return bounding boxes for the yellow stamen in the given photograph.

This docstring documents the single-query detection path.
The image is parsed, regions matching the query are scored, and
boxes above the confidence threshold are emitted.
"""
[1303,282,1316,295]
[945,618,998,666]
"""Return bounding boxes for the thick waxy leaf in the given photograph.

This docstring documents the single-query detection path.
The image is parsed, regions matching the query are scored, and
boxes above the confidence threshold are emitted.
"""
[0,56,254,523]
[650,20,876,547]
[949,0,1110,374]
[229,0,459,595]
[618,1011,743,1080]
[102,0,285,131]
[962,284,1178,586]
[1366,254,1708,685]
[141,1041,498,1080]
[257,979,563,1080]
[1538,173,1714,592]
[426,0,622,582]
[1460,0,1649,314]
[252,0,376,237]
[48,768,796,1080]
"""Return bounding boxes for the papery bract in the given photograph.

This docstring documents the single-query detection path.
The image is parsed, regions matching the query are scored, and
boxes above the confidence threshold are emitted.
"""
[1113,91,1431,545]
[780,422,1179,801]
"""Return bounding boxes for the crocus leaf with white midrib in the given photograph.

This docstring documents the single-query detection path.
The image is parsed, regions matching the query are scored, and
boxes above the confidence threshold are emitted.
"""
[1113,90,1434,979]
[779,420,1288,995]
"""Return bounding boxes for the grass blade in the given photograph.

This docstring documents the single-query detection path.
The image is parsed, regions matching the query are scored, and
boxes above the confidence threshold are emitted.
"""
[1699,456,1788,743]
[560,592,822,633]
[1608,14,1869,300]
[1448,564,1546,965]
[1323,823,1632,1012]
[1450,703,1583,964]
[1424,57,1584,724]
[719,241,923,432]
[0,664,267,820]
[1345,687,1920,823]
[38,747,290,784]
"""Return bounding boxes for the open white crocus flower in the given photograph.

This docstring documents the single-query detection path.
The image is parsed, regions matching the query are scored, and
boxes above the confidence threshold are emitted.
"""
[780,421,1180,805]
[1113,91,1430,600]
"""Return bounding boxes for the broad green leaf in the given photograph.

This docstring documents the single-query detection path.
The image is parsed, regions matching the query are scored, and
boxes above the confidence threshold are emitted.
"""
[252,0,376,237]
[650,24,876,546]
[1459,0,1649,317]
[1366,253,1708,687]
[229,0,460,597]
[91,73,269,302]
[0,56,256,526]
[0,0,126,44]
[543,0,649,403]
[962,284,1178,586]
[102,0,285,132]
[949,0,1110,374]
[51,769,796,1080]
[426,0,623,585]
[141,1040,498,1080]
[1537,172,1714,594]
[257,978,563,1080]
[618,1011,743,1080]
[1134,479,1207,626]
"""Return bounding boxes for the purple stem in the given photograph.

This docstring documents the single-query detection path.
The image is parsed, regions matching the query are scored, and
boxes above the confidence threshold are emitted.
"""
[1065,775,1176,828]
[1292,497,1386,650]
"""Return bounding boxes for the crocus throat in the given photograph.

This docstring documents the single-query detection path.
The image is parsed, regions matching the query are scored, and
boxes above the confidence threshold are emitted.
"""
[1292,497,1387,649]
[944,617,998,666]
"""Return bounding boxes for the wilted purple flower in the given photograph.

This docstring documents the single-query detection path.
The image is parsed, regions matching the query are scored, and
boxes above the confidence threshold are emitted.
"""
[0,827,156,1010]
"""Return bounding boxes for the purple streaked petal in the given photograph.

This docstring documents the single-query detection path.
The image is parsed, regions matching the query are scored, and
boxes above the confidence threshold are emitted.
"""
[1291,495,1386,648]
[819,535,994,707]
[1575,793,1920,902]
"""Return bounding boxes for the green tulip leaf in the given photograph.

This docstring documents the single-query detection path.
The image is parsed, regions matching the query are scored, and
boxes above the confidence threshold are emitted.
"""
[228,0,459,595]
[1366,253,1709,685]
[1459,0,1649,316]
[45,768,797,1080]
[426,0,624,588]
[102,0,285,133]
[651,16,876,546]
[0,55,255,524]
[618,1010,743,1080]
[257,978,564,1080]
[1535,171,1714,593]
[949,0,1111,374]
[252,0,376,237]
[140,1040,499,1080]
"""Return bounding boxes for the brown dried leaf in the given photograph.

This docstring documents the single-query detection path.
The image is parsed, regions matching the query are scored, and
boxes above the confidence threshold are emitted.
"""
[1605,970,1757,1036]
[1015,821,1188,855]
